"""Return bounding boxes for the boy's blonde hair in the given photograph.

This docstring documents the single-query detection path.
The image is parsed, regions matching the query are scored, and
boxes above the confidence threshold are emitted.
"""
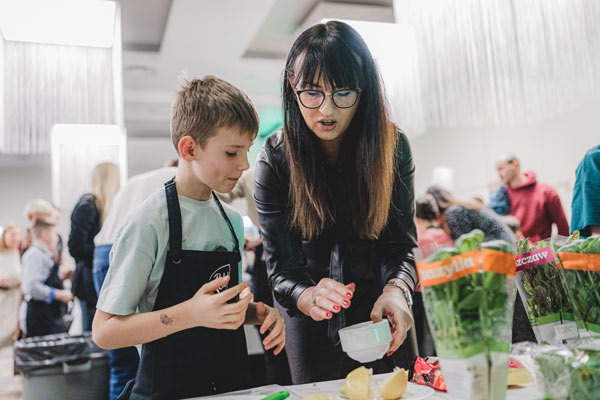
[31,219,55,239]
[170,75,259,152]
[91,162,120,224]
[23,199,54,220]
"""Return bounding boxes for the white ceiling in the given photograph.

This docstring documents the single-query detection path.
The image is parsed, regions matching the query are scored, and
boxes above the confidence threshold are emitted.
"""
[120,0,395,138]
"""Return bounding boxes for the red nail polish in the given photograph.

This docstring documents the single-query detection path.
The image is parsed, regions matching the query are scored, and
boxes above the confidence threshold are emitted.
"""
[343,300,349,306]
[387,351,393,357]
[333,305,340,311]
[326,312,332,318]
[346,292,352,299]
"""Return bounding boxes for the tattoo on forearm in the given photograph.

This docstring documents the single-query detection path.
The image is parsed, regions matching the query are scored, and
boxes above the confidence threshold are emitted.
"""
[160,313,174,326]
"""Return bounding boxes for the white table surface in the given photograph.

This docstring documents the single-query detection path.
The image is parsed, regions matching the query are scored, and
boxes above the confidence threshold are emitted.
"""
[195,373,544,399]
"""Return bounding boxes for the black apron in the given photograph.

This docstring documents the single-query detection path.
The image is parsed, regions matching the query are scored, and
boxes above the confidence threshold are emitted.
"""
[120,178,249,400]
[26,246,65,337]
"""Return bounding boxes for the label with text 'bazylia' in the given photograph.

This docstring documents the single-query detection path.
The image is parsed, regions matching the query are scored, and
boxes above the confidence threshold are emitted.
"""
[417,250,479,287]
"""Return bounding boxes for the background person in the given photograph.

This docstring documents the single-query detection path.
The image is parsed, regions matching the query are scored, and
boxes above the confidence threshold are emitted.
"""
[69,162,120,331]
[0,224,23,346]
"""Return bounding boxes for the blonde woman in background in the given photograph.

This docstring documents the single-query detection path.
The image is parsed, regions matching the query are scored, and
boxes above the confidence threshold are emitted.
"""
[0,224,23,346]
[68,162,120,331]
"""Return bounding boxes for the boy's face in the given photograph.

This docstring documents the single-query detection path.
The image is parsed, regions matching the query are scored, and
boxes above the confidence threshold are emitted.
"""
[40,228,58,250]
[191,126,253,193]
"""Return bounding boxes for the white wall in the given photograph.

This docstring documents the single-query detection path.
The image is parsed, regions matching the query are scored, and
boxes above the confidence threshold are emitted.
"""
[411,99,600,223]
[0,137,174,231]
[0,166,51,228]
[126,137,176,177]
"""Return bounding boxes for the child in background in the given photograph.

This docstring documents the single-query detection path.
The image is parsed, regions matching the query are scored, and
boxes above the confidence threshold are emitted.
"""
[21,219,73,337]
[93,75,286,399]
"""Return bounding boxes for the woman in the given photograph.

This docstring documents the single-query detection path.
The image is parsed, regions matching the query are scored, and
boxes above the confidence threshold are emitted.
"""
[255,21,418,384]
[425,185,536,343]
[425,185,515,243]
[69,162,120,331]
[0,224,22,345]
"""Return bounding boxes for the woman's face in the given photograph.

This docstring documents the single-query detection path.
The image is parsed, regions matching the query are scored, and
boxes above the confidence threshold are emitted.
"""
[291,75,359,144]
[4,228,22,250]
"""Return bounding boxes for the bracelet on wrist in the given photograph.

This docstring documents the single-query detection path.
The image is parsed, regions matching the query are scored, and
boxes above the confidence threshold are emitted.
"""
[385,281,413,308]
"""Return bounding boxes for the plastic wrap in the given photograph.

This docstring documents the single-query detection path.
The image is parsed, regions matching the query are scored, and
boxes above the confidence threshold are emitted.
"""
[515,238,577,344]
[512,338,600,400]
[415,230,517,400]
[555,234,600,337]
[14,332,106,373]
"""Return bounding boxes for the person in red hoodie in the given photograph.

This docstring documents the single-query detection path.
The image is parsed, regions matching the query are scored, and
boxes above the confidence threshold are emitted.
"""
[496,154,569,242]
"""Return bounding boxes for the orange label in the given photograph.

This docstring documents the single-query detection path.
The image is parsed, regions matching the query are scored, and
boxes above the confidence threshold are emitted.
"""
[558,253,600,271]
[417,250,479,287]
[481,249,516,276]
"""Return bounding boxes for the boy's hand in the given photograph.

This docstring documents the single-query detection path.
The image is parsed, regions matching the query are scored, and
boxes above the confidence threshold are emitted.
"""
[255,302,286,355]
[189,276,252,330]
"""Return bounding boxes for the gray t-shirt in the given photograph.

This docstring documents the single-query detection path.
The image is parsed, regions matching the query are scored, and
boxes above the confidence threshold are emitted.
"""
[97,189,244,315]
[21,244,54,302]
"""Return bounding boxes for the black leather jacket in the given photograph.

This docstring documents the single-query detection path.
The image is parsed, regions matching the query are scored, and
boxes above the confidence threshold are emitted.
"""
[68,193,101,303]
[254,131,418,317]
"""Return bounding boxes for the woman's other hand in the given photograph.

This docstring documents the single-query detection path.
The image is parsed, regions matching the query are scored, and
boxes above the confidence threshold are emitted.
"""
[298,278,355,321]
[370,280,414,356]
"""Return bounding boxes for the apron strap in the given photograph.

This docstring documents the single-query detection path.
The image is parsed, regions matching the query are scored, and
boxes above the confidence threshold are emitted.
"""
[164,177,183,263]
[212,192,241,257]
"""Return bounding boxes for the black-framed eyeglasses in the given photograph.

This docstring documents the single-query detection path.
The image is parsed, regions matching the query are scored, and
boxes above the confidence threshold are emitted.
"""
[295,88,361,109]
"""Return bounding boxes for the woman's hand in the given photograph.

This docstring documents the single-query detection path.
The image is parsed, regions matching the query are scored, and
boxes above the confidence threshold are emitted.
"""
[297,278,355,321]
[370,281,414,356]
[254,302,286,355]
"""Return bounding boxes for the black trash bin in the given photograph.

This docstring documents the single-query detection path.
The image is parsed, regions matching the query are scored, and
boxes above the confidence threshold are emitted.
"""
[14,332,109,400]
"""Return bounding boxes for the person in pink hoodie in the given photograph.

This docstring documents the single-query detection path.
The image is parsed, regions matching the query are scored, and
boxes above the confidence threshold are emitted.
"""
[496,154,569,242]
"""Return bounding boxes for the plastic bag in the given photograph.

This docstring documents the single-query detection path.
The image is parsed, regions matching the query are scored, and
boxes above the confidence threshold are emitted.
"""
[515,237,577,344]
[512,338,600,400]
[555,233,600,337]
[14,332,106,373]
[415,230,517,400]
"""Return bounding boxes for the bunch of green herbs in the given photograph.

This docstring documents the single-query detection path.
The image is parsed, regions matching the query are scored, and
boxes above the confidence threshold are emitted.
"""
[533,338,600,400]
[423,230,515,357]
[557,234,600,334]
[515,238,573,339]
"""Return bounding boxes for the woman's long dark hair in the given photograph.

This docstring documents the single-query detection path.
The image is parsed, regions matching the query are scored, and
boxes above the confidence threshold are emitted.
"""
[283,21,398,239]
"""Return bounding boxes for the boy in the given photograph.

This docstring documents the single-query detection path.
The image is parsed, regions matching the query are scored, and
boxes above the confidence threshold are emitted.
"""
[21,219,73,337]
[93,76,285,400]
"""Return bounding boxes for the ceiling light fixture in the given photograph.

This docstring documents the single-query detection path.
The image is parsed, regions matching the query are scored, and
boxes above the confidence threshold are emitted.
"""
[0,0,116,48]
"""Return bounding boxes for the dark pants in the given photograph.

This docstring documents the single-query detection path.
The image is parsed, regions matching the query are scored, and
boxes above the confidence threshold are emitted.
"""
[412,291,436,357]
[93,244,140,400]
[248,245,292,385]
[79,299,96,332]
